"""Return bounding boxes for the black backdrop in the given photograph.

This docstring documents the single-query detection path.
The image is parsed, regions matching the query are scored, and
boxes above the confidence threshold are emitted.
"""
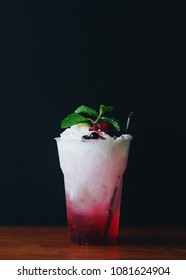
[1,1,186,226]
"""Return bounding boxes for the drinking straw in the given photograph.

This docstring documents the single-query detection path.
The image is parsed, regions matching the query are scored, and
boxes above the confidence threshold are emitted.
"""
[103,186,118,241]
[125,93,185,133]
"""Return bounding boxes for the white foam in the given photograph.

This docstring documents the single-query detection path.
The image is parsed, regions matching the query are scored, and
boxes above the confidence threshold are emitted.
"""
[60,124,90,139]
[56,127,133,209]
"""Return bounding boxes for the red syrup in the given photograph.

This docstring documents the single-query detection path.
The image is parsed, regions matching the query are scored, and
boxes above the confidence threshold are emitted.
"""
[66,201,120,245]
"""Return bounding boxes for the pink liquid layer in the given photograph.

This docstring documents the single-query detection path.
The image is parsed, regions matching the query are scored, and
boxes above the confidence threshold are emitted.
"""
[66,202,120,245]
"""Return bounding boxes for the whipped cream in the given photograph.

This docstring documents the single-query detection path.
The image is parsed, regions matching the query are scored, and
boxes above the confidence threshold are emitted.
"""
[60,124,90,140]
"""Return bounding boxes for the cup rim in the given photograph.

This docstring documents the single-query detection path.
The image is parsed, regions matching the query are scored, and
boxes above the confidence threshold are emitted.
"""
[55,134,133,142]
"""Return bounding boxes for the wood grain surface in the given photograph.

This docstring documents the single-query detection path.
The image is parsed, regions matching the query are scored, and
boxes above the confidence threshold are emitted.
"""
[0,226,186,260]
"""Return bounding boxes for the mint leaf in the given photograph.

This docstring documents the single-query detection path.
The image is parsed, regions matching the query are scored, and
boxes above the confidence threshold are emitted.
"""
[75,105,98,116]
[61,113,89,128]
[99,105,113,116]
[99,116,121,131]
[60,104,124,133]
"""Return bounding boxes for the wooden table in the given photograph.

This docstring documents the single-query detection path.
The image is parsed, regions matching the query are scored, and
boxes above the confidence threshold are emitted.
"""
[0,226,186,260]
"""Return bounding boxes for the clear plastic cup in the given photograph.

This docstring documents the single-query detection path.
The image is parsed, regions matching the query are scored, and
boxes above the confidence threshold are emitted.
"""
[55,135,133,245]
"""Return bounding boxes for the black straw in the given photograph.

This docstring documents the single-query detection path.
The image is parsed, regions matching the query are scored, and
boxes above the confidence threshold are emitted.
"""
[103,186,118,241]
[125,93,185,133]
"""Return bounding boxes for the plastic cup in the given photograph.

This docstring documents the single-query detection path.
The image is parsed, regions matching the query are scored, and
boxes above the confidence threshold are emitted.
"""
[55,135,133,245]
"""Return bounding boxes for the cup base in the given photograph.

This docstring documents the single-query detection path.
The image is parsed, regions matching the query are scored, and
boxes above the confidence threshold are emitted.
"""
[70,235,117,245]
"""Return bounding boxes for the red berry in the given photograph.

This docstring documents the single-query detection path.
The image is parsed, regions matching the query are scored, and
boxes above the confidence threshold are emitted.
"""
[89,124,98,131]
[97,122,116,136]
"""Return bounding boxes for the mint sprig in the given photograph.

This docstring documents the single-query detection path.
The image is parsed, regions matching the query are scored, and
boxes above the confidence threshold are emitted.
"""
[61,104,122,132]
[99,105,113,115]
[60,113,89,128]
[75,105,98,116]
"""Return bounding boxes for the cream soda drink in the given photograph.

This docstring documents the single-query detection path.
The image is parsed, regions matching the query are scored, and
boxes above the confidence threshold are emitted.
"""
[55,105,132,244]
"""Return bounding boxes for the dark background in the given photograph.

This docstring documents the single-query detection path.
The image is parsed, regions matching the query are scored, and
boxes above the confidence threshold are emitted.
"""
[1,1,186,226]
